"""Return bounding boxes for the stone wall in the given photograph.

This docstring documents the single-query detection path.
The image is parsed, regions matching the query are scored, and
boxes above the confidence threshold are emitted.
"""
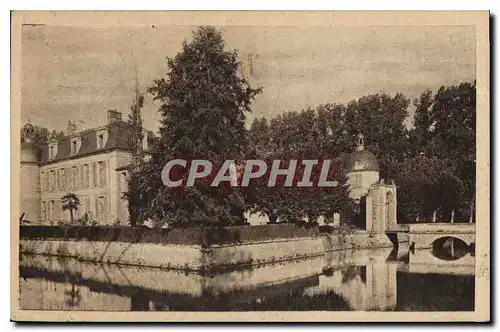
[19,225,395,271]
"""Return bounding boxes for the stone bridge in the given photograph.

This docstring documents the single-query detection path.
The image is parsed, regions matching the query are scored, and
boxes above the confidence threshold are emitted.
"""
[399,223,476,249]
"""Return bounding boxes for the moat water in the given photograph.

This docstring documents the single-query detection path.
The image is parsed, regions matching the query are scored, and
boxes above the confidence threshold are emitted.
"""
[19,241,474,311]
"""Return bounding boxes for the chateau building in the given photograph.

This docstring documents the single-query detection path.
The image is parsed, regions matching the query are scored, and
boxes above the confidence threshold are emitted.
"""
[20,110,153,225]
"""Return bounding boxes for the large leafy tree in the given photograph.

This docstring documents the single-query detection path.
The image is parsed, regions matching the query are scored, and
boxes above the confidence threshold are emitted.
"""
[406,81,476,222]
[394,156,464,222]
[127,26,261,227]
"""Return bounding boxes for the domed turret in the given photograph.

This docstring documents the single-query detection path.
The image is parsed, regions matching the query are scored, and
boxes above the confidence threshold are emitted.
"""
[344,134,379,172]
[20,122,41,223]
[345,134,380,200]
[23,123,35,141]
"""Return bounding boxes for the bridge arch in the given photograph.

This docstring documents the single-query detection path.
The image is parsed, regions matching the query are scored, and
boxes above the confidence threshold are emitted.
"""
[409,232,475,249]
[431,236,473,261]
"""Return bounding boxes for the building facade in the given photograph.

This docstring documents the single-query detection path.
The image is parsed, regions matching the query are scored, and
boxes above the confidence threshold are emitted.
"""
[20,110,153,225]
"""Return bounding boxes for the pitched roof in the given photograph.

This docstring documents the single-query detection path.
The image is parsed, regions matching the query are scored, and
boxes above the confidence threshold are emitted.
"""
[41,121,154,165]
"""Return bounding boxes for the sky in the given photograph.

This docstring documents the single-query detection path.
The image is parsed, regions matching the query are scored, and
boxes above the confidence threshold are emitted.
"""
[21,24,476,134]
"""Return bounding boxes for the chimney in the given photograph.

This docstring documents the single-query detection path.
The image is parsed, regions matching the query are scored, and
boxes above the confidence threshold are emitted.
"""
[67,121,77,136]
[107,109,122,124]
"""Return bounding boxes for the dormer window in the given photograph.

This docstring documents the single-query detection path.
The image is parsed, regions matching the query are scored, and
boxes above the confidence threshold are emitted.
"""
[354,161,365,170]
[48,141,58,160]
[96,128,109,149]
[70,136,82,155]
[98,134,104,148]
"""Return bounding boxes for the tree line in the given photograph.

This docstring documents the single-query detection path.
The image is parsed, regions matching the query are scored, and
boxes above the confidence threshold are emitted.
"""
[247,79,475,224]
[126,26,476,227]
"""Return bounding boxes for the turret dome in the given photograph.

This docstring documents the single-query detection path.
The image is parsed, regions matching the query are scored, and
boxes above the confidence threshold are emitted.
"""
[344,133,379,173]
[21,122,38,164]
[344,149,379,173]
[22,123,35,143]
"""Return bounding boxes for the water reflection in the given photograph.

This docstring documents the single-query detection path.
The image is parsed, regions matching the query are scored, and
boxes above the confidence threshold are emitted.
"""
[19,246,475,311]
[432,237,474,261]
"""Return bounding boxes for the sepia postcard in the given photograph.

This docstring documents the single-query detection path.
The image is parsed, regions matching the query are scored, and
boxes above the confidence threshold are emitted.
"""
[11,11,490,322]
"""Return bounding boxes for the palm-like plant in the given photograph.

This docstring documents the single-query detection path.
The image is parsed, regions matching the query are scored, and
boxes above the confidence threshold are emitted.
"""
[61,193,81,222]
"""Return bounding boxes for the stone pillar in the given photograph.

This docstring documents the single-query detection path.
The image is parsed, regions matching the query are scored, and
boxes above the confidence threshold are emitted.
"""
[387,189,397,231]
[370,185,386,234]
[365,195,373,232]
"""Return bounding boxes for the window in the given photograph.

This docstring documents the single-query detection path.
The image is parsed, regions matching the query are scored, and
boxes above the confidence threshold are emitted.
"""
[70,137,81,155]
[59,168,67,191]
[44,171,49,192]
[41,201,46,221]
[49,201,55,221]
[355,174,362,187]
[81,164,89,188]
[97,195,108,220]
[120,171,128,192]
[351,173,362,188]
[71,166,78,189]
[354,161,365,170]
[40,172,45,192]
[56,170,61,191]
[98,161,107,187]
[48,142,58,160]
[97,134,104,148]
[96,129,108,149]
[49,171,55,192]
[92,163,98,187]
[56,200,62,220]
[84,197,91,217]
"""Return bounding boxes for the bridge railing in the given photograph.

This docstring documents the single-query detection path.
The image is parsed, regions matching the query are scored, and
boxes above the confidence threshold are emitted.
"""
[406,223,475,234]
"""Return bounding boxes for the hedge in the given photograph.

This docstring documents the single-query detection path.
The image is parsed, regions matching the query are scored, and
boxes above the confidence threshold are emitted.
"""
[20,223,324,247]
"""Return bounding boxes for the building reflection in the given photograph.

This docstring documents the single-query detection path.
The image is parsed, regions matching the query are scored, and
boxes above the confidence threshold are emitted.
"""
[18,245,475,311]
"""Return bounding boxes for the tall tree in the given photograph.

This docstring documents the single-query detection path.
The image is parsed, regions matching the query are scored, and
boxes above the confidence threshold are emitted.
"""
[127,26,262,227]
[128,81,145,168]
[407,81,476,222]
[126,80,145,227]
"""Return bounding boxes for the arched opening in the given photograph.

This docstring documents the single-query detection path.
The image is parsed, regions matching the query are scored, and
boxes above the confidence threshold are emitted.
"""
[352,196,367,230]
[431,237,471,261]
